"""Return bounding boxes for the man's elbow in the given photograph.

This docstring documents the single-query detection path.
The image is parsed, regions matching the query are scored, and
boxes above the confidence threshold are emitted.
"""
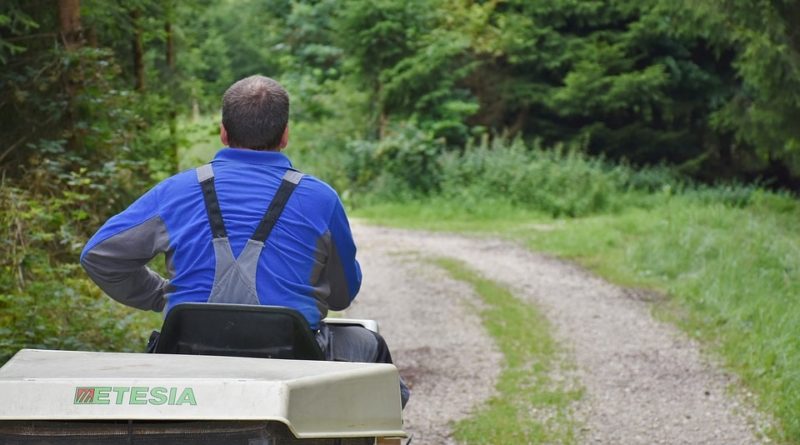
[80,249,118,286]
[80,250,102,283]
[79,251,164,312]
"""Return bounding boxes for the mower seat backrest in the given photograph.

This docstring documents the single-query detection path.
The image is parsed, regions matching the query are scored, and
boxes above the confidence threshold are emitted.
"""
[154,303,325,360]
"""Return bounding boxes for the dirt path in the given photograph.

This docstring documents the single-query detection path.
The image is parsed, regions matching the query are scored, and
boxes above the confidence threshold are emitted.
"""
[345,222,769,444]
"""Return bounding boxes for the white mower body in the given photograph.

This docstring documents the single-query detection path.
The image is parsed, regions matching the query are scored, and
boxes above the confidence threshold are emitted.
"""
[0,348,405,443]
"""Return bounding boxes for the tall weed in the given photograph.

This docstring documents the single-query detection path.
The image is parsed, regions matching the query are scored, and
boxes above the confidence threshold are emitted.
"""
[345,124,445,197]
[439,138,629,217]
[344,129,775,217]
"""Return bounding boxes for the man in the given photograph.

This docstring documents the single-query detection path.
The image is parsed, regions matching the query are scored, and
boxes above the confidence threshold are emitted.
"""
[81,75,408,406]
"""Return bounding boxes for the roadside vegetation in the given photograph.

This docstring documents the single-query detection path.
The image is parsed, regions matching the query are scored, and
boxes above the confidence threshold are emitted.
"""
[353,141,800,442]
[434,258,581,444]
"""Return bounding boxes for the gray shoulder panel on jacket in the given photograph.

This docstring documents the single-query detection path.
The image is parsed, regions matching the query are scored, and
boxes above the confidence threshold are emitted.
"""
[81,215,171,312]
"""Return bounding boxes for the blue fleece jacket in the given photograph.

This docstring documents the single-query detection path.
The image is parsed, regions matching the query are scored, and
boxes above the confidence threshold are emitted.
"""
[80,148,361,329]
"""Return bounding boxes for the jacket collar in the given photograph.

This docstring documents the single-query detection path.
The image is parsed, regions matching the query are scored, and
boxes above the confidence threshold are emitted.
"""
[213,147,293,168]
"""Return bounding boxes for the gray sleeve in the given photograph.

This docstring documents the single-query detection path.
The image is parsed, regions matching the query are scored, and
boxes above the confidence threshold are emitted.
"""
[309,230,352,313]
[80,216,171,312]
[325,234,352,311]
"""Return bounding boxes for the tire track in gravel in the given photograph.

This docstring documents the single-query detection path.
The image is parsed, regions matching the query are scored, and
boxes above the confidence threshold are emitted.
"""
[346,225,504,444]
[345,222,770,445]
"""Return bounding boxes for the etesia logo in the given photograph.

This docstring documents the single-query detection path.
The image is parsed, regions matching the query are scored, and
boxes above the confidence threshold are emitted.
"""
[74,386,197,406]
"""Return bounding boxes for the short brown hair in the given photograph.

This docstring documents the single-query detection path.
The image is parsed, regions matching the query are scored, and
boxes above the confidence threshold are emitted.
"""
[222,75,289,150]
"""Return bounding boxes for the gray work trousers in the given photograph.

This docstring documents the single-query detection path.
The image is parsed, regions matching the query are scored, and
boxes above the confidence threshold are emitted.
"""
[317,323,410,408]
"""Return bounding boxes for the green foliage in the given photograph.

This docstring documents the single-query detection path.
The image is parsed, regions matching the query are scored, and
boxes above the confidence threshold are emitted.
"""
[460,0,740,172]
[0,0,175,363]
[335,0,479,142]
[0,3,37,63]
[0,186,160,364]
[346,130,776,217]
[523,197,800,443]
[438,138,629,217]
[357,182,800,443]
[335,0,424,83]
[16,0,791,188]
[354,198,546,233]
[176,0,282,109]
[1,2,176,181]
[304,0,797,184]
[690,0,800,169]
[288,78,372,192]
[346,124,445,198]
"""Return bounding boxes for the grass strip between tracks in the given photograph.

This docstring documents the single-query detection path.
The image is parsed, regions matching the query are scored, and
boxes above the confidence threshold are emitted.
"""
[433,257,582,445]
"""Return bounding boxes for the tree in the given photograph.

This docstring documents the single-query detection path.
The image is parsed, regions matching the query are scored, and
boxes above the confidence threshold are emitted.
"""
[335,0,477,142]
[694,0,800,180]
[451,1,740,174]
[163,0,178,170]
[130,7,144,91]
[59,0,85,154]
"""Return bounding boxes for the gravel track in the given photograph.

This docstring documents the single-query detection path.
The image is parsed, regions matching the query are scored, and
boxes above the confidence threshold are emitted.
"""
[345,222,769,444]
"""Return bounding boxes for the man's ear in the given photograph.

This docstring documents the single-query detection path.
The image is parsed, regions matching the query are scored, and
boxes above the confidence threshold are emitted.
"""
[220,123,229,146]
[277,126,289,151]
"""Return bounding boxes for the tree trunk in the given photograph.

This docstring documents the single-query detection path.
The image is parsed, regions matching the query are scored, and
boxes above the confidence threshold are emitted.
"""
[131,9,145,91]
[165,1,179,171]
[375,80,386,139]
[58,0,82,50]
[165,19,175,69]
[58,0,83,154]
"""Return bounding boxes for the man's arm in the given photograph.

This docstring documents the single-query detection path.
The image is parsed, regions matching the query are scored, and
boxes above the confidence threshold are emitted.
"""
[324,199,362,311]
[80,187,171,312]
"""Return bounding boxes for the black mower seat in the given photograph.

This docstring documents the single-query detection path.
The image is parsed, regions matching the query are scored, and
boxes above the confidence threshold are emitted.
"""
[153,303,325,361]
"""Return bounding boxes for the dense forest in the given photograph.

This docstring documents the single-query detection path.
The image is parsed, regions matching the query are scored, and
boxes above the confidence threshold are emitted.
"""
[4,0,800,189]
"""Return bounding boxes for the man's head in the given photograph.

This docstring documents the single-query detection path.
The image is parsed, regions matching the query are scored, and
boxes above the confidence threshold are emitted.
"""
[221,75,289,151]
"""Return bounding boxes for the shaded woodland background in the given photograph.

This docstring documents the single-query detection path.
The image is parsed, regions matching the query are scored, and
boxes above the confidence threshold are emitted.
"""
[5,1,800,186]
[3,0,800,357]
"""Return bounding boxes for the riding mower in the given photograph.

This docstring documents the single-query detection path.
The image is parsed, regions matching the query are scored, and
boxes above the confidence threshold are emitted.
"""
[0,303,406,444]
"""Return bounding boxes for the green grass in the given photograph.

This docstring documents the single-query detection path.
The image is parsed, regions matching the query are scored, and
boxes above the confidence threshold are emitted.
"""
[353,197,547,232]
[355,192,800,443]
[521,196,800,443]
[433,258,582,444]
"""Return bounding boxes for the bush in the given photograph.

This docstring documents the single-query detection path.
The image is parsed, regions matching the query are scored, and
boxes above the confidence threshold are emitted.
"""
[683,182,758,208]
[623,165,686,193]
[439,138,630,217]
[0,180,160,365]
[346,124,446,198]
[342,124,795,220]
[344,129,637,216]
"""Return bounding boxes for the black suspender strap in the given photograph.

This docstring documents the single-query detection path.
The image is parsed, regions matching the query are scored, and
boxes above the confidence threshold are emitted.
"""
[196,165,304,243]
[251,170,304,243]
[196,164,227,239]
